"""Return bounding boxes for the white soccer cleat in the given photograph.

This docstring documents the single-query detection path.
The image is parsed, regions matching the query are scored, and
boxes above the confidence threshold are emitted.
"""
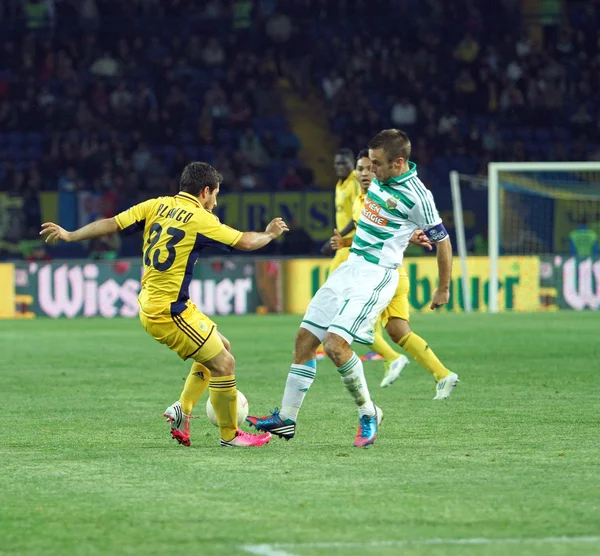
[380,355,410,388]
[164,401,192,446]
[433,372,459,400]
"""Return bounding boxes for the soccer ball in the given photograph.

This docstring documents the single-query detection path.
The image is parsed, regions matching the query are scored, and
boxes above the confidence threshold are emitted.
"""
[206,390,249,427]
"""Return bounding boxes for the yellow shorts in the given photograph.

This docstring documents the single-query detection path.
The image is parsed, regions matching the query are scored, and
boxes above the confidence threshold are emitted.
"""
[381,266,410,326]
[139,301,224,363]
[329,247,351,273]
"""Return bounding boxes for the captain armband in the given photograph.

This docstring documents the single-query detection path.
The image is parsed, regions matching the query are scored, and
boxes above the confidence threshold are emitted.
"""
[424,223,448,243]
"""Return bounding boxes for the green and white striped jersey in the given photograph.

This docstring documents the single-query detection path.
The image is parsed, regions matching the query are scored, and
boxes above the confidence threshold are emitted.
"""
[349,161,442,269]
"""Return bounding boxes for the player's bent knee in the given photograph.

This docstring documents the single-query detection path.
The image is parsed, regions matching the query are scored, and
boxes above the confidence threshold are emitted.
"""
[386,318,411,343]
[203,349,235,377]
[296,327,321,347]
[323,333,351,367]
[293,327,320,363]
[218,332,231,353]
[222,351,235,375]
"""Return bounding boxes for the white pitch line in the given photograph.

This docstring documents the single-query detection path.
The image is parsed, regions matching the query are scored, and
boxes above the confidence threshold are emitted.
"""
[240,545,297,556]
[238,536,600,555]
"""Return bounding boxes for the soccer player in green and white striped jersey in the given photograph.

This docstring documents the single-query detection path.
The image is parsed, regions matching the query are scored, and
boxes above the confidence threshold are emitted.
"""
[331,148,458,398]
[367,131,459,401]
[248,129,455,447]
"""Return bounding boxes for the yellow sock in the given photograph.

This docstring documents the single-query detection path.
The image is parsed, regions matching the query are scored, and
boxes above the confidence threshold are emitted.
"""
[209,375,238,442]
[179,363,211,415]
[399,332,449,381]
[369,331,401,362]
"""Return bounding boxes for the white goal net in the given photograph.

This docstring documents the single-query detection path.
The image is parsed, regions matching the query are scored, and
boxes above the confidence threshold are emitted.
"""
[450,163,600,312]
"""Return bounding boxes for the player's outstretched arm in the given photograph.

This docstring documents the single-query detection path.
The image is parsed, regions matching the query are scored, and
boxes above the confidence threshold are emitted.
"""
[235,217,289,251]
[40,218,119,245]
[430,237,452,310]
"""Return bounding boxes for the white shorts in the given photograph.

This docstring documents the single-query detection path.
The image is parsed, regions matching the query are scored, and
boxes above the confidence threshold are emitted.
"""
[301,261,398,346]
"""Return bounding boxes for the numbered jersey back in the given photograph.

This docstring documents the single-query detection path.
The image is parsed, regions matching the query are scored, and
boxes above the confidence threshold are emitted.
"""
[115,191,243,315]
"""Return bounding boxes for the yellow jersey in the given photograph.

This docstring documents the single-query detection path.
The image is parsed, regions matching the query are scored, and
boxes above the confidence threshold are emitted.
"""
[115,191,242,316]
[335,170,359,236]
[352,191,366,224]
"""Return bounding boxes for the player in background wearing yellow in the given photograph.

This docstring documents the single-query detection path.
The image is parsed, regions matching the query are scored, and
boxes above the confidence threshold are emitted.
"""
[330,148,457,399]
[330,150,409,387]
[40,162,289,447]
[316,148,360,359]
[329,148,360,270]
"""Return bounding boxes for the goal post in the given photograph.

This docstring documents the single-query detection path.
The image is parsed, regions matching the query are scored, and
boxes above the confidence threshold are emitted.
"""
[488,163,500,313]
[449,170,472,313]
[451,162,600,313]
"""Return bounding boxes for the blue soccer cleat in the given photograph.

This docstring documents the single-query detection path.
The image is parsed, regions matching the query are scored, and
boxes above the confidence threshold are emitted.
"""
[246,408,296,440]
[354,408,378,447]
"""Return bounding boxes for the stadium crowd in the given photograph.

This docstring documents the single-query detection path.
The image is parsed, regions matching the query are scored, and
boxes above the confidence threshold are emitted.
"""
[0,1,307,202]
[1,0,599,254]
[310,0,600,180]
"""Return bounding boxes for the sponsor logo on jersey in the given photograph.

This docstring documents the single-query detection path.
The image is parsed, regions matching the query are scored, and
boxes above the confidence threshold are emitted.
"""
[362,198,388,226]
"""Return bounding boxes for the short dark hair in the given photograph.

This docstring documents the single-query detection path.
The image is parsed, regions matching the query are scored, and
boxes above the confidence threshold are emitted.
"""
[368,129,411,163]
[335,148,354,161]
[357,148,369,160]
[179,162,223,195]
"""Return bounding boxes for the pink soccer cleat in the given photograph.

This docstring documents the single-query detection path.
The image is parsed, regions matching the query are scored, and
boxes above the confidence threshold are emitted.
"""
[220,429,272,447]
[164,401,192,447]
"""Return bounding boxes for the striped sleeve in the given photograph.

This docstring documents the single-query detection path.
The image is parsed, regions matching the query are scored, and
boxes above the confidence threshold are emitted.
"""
[407,179,442,229]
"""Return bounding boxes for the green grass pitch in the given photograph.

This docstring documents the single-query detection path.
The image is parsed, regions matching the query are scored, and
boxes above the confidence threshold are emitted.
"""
[1,312,599,556]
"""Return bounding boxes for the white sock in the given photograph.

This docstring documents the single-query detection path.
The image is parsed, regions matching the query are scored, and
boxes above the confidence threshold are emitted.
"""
[280,360,316,422]
[337,353,375,417]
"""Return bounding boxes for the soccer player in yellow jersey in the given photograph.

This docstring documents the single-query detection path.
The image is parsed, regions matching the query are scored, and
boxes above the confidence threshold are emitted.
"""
[330,148,360,271]
[330,150,457,399]
[40,162,289,447]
